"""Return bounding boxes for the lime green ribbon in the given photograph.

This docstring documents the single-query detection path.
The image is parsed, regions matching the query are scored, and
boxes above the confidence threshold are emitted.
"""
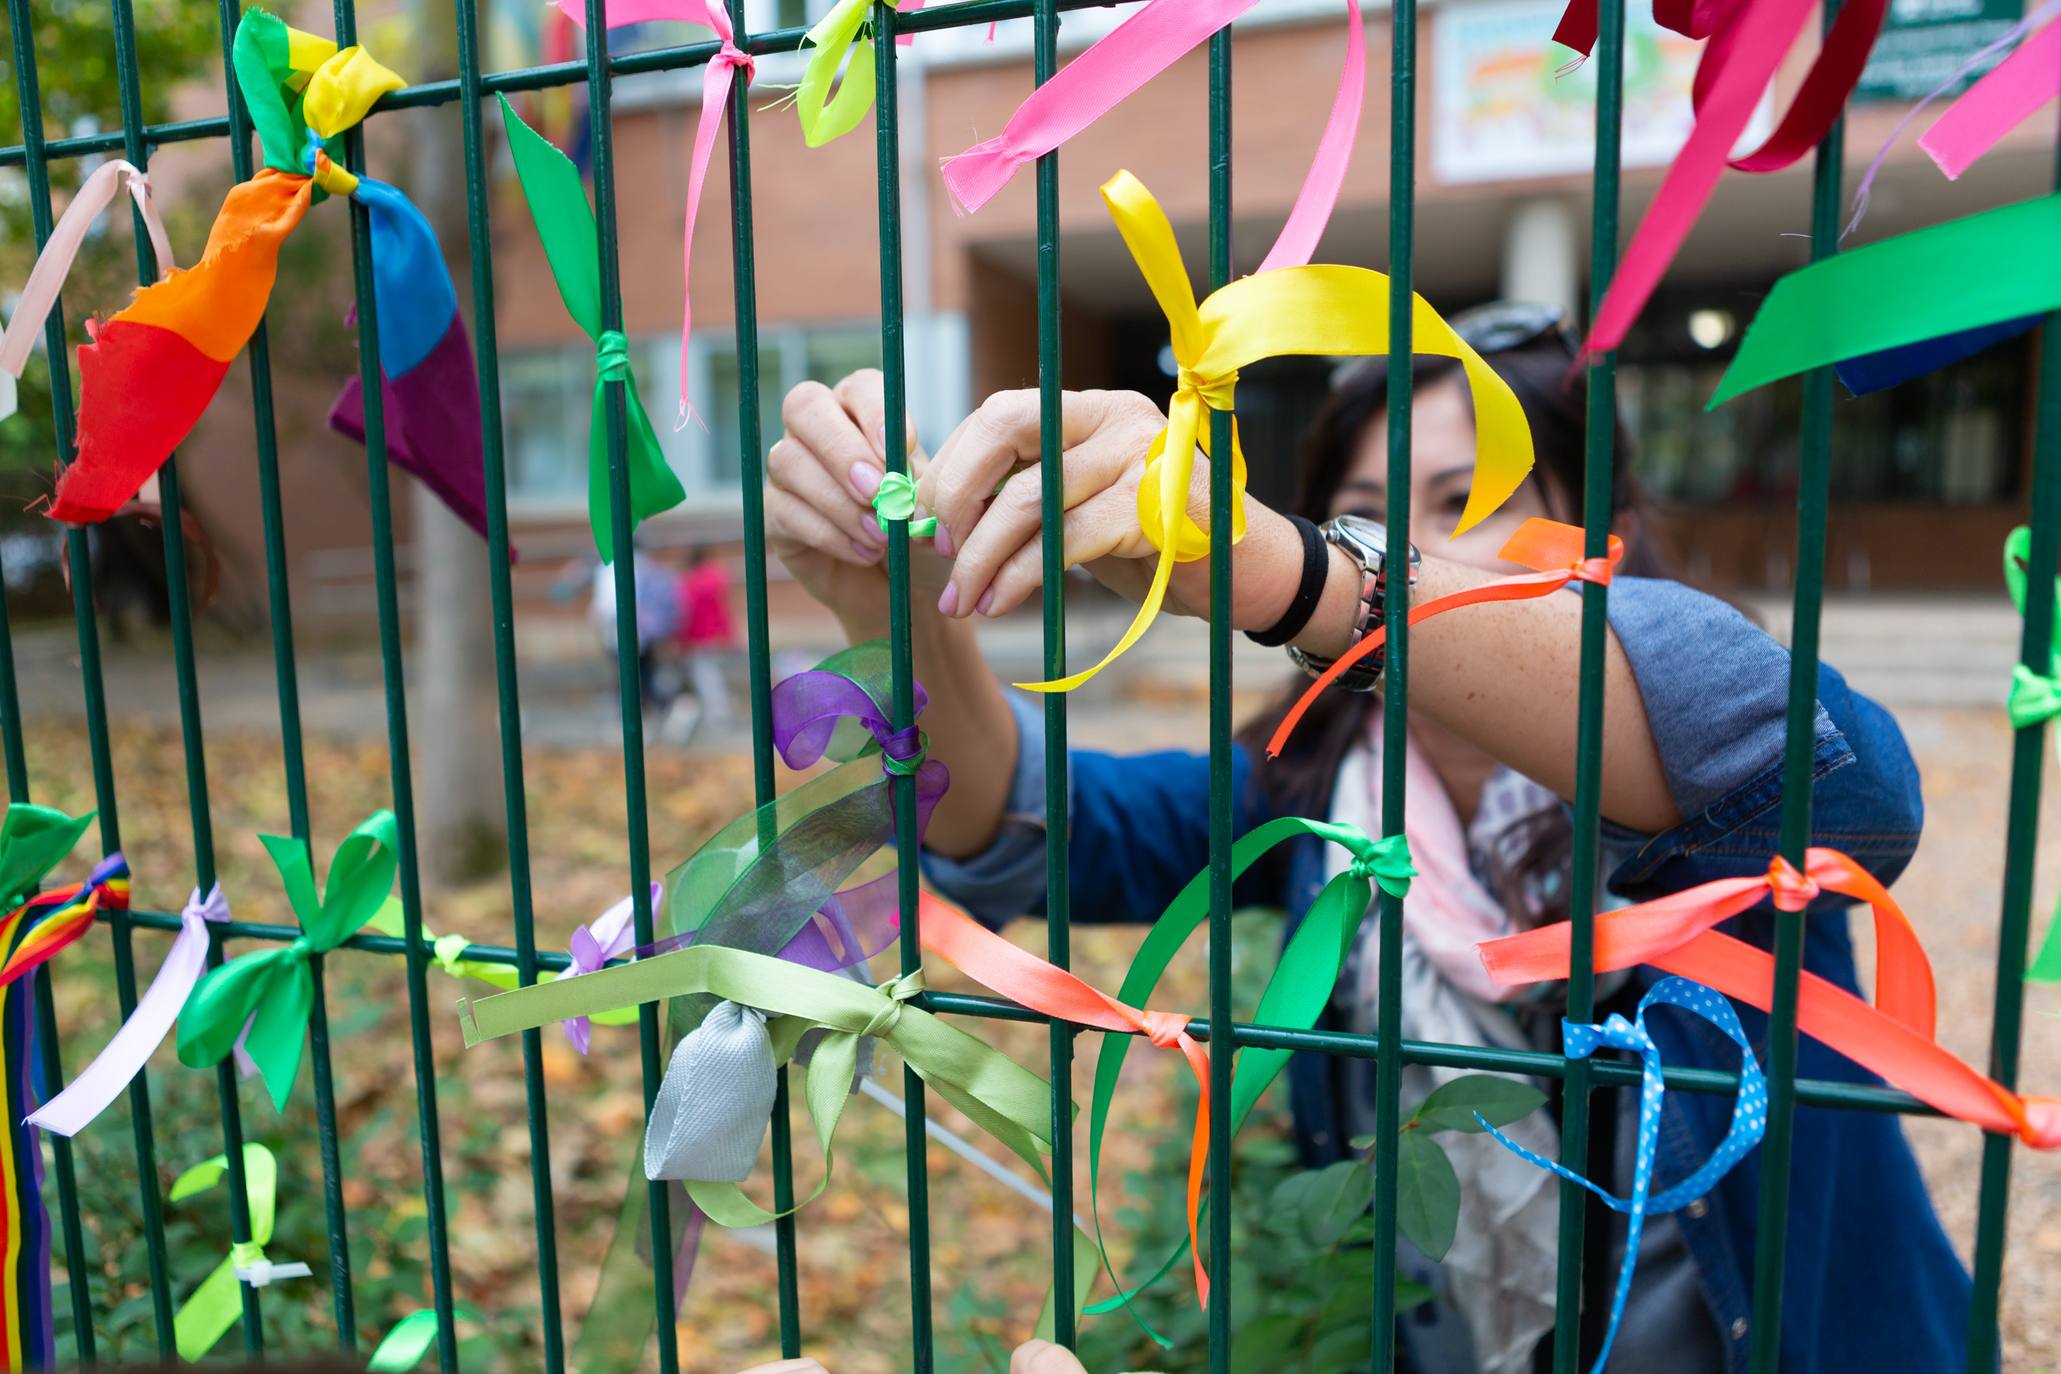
[1086,817,1411,1344]
[362,896,640,1027]
[457,942,1058,1225]
[0,804,94,909]
[2009,664,2061,730]
[367,1305,484,1371]
[872,470,936,538]
[794,0,890,147]
[2003,526,2061,983]
[170,1144,307,1361]
[176,810,399,1111]
[497,95,685,563]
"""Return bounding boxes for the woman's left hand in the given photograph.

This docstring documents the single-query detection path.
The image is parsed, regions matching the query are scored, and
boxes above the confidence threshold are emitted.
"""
[914,389,1301,629]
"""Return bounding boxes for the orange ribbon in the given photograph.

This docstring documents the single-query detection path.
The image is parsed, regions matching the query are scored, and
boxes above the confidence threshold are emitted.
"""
[917,892,1218,1305]
[1477,847,2061,1148]
[1267,518,1622,758]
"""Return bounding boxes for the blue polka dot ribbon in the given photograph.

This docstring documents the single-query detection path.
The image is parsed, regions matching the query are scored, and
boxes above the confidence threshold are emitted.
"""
[1478,975,1767,1374]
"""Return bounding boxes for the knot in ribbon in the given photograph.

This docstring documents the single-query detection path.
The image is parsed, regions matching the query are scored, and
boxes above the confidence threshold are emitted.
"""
[171,1144,309,1361]
[872,470,938,537]
[859,971,925,1040]
[1481,977,1766,1374]
[30,880,232,1137]
[301,127,358,197]
[596,330,632,383]
[1766,855,1821,911]
[2008,663,2061,729]
[1269,519,1624,756]
[559,885,656,1055]
[1138,1008,1192,1051]
[1478,845,2061,1150]
[1174,364,1239,412]
[878,726,927,777]
[714,39,754,80]
[1348,833,1416,898]
[177,811,400,1111]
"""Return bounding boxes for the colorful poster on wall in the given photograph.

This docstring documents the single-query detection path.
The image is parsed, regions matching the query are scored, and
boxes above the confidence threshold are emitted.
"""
[1430,0,1773,185]
[1855,0,2022,101]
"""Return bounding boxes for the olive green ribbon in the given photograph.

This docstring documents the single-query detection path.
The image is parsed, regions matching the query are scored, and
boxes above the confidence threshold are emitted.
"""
[0,805,94,909]
[457,942,1058,1225]
[176,810,399,1111]
[169,1144,309,1362]
[872,470,936,537]
[1086,817,1411,1343]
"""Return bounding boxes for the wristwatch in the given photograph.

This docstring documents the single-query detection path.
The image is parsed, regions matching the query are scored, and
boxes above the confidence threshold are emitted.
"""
[1286,514,1420,692]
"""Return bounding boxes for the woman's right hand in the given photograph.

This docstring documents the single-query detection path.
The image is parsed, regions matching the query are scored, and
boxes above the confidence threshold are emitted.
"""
[768,370,951,637]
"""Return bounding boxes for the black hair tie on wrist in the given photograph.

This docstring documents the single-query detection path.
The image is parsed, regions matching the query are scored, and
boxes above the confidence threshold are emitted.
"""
[1245,514,1328,648]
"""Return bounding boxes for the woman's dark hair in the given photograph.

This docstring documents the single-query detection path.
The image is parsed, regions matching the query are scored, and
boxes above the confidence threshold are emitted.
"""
[1235,336,1667,820]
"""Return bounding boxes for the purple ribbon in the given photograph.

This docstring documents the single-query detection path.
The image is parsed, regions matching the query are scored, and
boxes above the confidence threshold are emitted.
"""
[560,883,661,1056]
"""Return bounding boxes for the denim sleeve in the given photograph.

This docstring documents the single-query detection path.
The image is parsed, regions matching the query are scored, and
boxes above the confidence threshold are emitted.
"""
[1599,576,1924,897]
[919,693,1053,926]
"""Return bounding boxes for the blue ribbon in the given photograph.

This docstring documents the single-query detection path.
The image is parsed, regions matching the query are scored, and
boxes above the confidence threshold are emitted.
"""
[1479,976,1767,1374]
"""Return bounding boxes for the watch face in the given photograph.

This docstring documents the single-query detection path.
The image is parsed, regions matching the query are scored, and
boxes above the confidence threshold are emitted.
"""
[1327,514,1390,560]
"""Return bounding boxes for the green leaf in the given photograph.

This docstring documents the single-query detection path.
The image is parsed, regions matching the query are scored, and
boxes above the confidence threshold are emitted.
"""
[1229,1314,1306,1374]
[1305,1323,1370,1372]
[1298,1160,1377,1248]
[1395,1132,1461,1261]
[1411,1074,1548,1135]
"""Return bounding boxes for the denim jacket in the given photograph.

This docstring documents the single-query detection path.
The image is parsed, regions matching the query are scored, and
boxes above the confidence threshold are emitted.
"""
[924,577,1974,1373]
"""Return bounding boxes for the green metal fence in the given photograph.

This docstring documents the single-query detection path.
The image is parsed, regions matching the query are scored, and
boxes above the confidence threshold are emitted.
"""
[0,0,2050,1370]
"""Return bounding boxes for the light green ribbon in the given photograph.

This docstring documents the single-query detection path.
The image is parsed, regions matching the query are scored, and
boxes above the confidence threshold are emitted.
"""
[872,470,937,538]
[1085,817,1409,1344]
[361,896,643,1028]
[2008,664,2061,730]
[175,810,399,1111]
[458,942,1058,1224]
[498,95,685,563]
[0,804,94,908]
[170,1144,307,1362]
[367,1305,484,1371]
[2004,527,2061,983]
[794,0,889,147]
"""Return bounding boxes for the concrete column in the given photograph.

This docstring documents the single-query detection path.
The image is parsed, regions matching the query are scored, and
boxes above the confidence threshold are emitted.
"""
[1499,197,1580,319]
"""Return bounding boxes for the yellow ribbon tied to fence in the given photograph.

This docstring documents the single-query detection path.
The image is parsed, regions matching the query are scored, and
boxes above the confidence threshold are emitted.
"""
[1021,171,1535,693]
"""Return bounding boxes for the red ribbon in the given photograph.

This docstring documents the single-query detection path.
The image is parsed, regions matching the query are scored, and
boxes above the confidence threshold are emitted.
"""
[1477,848,2061,1148]
[1266,518,1621,759]
[916,892,1217,1306]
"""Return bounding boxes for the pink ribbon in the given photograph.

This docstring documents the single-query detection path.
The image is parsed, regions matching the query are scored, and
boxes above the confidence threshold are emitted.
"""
[28,883,227,1137]
[0,159,175,419]
[560,883,660,1055]
[939,0,1365,275]
[1920,7,2061,180]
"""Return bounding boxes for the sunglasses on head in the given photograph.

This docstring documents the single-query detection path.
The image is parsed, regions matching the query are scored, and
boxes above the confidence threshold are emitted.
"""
[1330,301,1574,387]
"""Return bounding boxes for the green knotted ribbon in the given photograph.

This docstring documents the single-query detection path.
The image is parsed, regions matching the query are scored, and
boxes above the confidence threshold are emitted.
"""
[367,1305,485,1371]
[872,470,937,537]
[456,942,1057,1223]
[170,1144,306,1362]
[497,94,684,562]
[794,0,889,147]
[176,810,399,1111]
[0,805,94,909]
[2009,664,2061,730]
[1085,817,1412,1344]
[2003,526,2061,983]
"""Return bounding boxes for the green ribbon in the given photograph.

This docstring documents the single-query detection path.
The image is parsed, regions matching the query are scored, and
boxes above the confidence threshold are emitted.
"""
[2003,527,2061,984]
[1085,818,1410,1344]
[1711,194,2061,408]
[176,810,399,1111]
[2008,664,2061,730]
[872,470,937,538]
[170,1144,296,1362]
[795,0,885,147]
[497,95,685,563]
[367,1305,485,1371]
[0,805,94,909]
[457,942,1057,1224]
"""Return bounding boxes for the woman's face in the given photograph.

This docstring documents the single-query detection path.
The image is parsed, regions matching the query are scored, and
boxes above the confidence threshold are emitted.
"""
[1328,372,1562,575]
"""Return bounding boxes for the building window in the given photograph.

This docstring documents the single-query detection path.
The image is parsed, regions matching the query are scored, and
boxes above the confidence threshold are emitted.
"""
[500,324,879,511]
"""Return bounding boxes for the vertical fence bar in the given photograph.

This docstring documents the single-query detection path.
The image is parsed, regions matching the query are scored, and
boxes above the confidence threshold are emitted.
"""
[718,0,806,1351]
[454,1,567,1365]
[1746,13,1844,1369]
[1369,0,1415,1366]
[1031,0,1076,1346]
[206,0,361,1342]
[1204,26,1235,1374]
[7,0,260,1356]
[873,7,936,1369]
[1551,0,1624,1365]
[576,4,680,1368]
[1963,133,2061,1374]
[329,2,462,1365]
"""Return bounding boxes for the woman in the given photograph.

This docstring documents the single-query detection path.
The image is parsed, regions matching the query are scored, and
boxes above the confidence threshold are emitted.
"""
[765,306,1971,1373]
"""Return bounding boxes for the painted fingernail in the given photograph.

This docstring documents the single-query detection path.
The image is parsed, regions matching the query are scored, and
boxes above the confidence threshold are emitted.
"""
[935,523,955,558]
[937,584,960,617]
[849,462,881,499]
[851,539,882,563]
[976,587,996,616]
